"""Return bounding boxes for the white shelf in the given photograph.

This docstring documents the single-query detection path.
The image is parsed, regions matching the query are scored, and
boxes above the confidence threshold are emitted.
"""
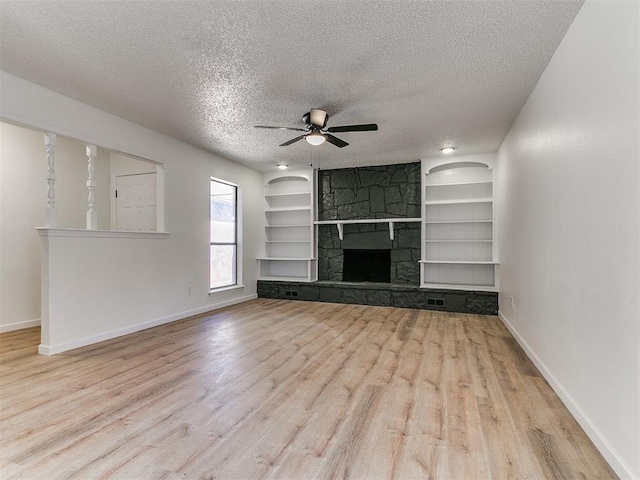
[419,260,499,265]
[257,257,317,261]
[422,160,498,290]
[265,240,311,243]
[260,169,316,282]
[259,275,310,282]
[421,283,498,292]
[425,240,492,243]
[264,192,311,198]
[425,198,493,206]
[265,224,312,228]
[424,220,492,224]
[265,207,311,212]
[425,180,493,187]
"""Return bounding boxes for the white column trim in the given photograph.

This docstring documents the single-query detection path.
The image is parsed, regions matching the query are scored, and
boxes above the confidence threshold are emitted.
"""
[44,132,57,228]
[86,144,98,230]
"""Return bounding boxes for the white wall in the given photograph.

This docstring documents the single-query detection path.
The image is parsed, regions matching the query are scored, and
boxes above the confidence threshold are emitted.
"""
[0,71,262,351]
[110,152,156,176]
[496,1,639,478]
[0,122,110,331]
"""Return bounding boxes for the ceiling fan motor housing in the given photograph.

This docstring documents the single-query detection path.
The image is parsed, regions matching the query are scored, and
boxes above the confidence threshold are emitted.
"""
[305,109,328,129]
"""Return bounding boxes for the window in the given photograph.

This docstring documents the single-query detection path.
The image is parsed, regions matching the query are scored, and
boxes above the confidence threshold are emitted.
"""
[210,178,237,290]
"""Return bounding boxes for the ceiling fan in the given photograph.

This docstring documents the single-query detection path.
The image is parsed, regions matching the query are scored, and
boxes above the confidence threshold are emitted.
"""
[255,108,378,148]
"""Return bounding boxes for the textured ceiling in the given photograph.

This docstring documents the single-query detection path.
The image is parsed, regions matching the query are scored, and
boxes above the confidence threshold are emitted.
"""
[0,1,583,172]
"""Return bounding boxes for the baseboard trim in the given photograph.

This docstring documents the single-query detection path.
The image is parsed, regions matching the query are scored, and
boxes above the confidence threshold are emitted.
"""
[38,294,257,356]
[498,310,637,480]
[0,318,41,333]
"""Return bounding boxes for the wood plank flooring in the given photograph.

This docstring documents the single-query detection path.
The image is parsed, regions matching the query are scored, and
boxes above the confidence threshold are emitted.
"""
[0,299,616,479]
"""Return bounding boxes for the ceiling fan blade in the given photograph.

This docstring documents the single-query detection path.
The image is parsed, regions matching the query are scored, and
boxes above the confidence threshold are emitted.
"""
[326,123,378,133]
[309,108,328,128]
[279,135,305,146]
[325,134,349,148]
[255,125,307,132]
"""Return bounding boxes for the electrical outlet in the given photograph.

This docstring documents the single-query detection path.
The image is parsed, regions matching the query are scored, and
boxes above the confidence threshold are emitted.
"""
[510,296,515,311]
[187,285,192,296]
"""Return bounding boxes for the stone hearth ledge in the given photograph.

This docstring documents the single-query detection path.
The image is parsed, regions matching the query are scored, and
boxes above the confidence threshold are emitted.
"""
[257,280,498,315]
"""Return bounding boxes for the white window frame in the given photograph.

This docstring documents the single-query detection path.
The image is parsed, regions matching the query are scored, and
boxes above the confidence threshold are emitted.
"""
[209,177,242,292]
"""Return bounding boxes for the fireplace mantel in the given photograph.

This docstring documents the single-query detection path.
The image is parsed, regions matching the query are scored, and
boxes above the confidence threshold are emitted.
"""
[315,217,421,240]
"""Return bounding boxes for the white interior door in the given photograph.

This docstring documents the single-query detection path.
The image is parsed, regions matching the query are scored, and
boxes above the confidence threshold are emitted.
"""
[116,173,157,231]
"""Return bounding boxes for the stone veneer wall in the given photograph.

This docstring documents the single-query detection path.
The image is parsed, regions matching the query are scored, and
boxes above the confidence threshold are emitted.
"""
[317,162,421,285]
[257,280,499,315]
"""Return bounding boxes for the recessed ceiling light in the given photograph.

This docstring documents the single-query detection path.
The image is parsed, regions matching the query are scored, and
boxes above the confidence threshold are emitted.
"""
[305,132,326,146]
[441,147,455,154]
[277,162,288,169]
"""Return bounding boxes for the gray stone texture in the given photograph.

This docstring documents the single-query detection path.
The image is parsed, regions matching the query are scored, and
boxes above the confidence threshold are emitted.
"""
[393,262,420,284]
[386,202,407,216]
[342,232,392,250]
[395,228,421,249]
[445,294,467,313]
[359,169,392,188]
[331,170,357,189]
[320,194,335,210]
[369,185,386,214]
[392,291,427,309]
[342,289,368,305]
[384,186,402,204]
[406,205,422,218]
[357,224,376,233]
[466,296,499,314]
[317,163,421,286]
[257,281,498,315]
[391,249,412,262]
[317,258,329,280]
[319,287,342,303]
[320,175,331,196]
[334,188,356,205]
[337,202,370,219]
[367,289,392,306]
[298,285,320,301]
[390,168,407,183]
[401,184,421,206]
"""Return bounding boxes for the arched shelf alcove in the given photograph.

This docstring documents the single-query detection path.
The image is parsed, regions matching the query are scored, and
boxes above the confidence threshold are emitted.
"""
[259,169,317,282]
[428,161,490,174]
[266,174,310,185]
[420,156,498,291]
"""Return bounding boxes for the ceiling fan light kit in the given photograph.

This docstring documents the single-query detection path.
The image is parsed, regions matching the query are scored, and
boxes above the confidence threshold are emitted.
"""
[305,132,326,146]
[255,108,378,149]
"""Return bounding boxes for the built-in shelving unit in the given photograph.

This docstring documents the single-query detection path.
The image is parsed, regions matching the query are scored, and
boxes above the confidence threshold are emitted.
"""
[420,159,498,291]
[258,169,317,282]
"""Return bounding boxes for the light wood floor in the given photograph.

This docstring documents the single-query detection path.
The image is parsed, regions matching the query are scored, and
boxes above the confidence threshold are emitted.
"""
[1,299,616,479]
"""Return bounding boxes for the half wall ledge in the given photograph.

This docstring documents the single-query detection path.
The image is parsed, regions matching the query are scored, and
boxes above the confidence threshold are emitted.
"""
[257,280,498,315]
[36,228,169,239]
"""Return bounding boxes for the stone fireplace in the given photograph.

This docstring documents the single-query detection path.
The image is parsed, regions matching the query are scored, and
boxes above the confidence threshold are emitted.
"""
[317,162,421,285]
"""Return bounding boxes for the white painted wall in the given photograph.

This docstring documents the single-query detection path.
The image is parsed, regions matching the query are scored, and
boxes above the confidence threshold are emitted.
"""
[110,152,156,176]
[496,1,639,478]
[0,71,262,351]
[0,122,110,331]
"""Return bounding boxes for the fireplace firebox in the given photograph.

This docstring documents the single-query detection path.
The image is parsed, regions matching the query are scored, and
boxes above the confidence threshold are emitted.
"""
[343,249,391,283]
